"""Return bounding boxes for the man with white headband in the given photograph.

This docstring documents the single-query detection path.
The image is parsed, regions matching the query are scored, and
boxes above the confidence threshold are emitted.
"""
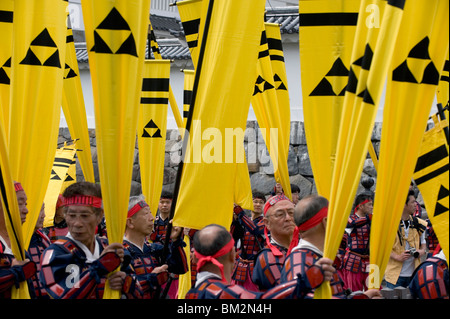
[39,182,142,299]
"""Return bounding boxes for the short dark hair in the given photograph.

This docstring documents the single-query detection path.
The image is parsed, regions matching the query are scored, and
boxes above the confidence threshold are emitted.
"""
[252,191,266,203]
[351,193,374,213]
[193,224,231,256]
[291,184,300,194]
[406,189,415,205]
[294,195,328,226]
[160,190,173,200]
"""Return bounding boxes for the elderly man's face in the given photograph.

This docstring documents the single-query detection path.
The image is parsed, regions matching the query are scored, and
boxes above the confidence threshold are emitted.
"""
[65,205,103,246]
[264,200,296,238]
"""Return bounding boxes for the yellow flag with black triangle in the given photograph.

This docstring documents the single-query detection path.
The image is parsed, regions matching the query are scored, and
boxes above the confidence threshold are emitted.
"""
[252,22,291,200]
[9,0,68,251]
[413,115,449,260]
[0,110,29,299]
[43,143,77,228]
[62,14,95,183]
[148,23,184,135]
[173,0,265,230]
[299,0,360,199]
[138,59,170,218]
[317,0,406,298]
[81,0,151,299]
[369,0,449,289]
[0,0,13,140]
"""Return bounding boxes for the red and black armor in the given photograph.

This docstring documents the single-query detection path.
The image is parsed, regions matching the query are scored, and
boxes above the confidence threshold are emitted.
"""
[409,255,449,299]
[150,215,169,244]
[1,239,36,299]
[231,209,265,284]
[39,236,142,299]
[27,229,51,298]
[280,247,346,298]
[342,213,371,274]
[123,237,188,299]
[252,242,287,291]
[185,274,301,299]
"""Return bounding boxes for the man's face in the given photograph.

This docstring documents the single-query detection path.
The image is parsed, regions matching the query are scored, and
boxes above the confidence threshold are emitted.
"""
[129,207,155,236]
[361,200,373,215]
[16,190,29,224]
[292,192,300,205]
[252,198,265,216]
[158,198,172,214]
[264,200,296,238]
[36,203,46,229]
[405,195,416,216]
[65,205,102,246]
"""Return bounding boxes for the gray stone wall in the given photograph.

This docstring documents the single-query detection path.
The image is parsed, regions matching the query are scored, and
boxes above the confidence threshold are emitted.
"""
[59,121,383,197]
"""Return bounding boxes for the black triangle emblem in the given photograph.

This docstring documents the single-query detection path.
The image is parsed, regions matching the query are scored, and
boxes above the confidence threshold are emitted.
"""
[277,82,287,91]
[0,68,10,85]
[31,28,57,47]
[115,33,137,57]
[361,44,374,70]
[3,57,11,67]
[433,202,448,217]
[310,78,335,96]
[421,61,440,85]
[362,89,374,105]
[142,129,151,138]
[97,7,131,30]
[263,81,275,91]
[64,64,78,79]
[51,174,62,180]
[20,48,42,66]
[392,60,418,83]
[91,30,113,53]
[346,67,358,94]
[64,174,75,182]
[437,185,449,201]
[43,49,61,68]
[145,119,158,129]
[152,128,162,138]
[408,37,431,60]
[326,58,349,76]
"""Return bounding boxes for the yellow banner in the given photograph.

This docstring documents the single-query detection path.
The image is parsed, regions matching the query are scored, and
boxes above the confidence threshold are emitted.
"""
[252,22,291,199]
[436,52,449,107]
[183,69,195,132]
[148,23,183,134]
[176,0,203,67]
[0,0,13,140]
[369,0,449,289]
[62,16,95,183]
[413,116,449,260]
[43,143,77,228]
[173,0,265,230]
[138,59,170,218]
[317,0,406,298]
[81,0,151,299]
[9,0,68,251]
[299,0,360,199]
[0,112,29,299]
[177,234,192,299]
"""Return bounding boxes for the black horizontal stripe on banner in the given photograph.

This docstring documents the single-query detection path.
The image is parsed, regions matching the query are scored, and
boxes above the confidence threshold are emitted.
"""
[388,0,406,9]
[53,164,71,168]
[184,90,193,103]
[140,97,169,105]
[415,164,449,186]
[182,19,200,37]
[270,54,285,62]
[414,144,449,172]
[66,35,74,43]
[142,78,169,92]
[259,49,270,59]
[0,10,13,23]
[267,38,283,52]
[299,12,358,27]
[54,157,74,164]
[187,40,198,49]
[183,111,190,118]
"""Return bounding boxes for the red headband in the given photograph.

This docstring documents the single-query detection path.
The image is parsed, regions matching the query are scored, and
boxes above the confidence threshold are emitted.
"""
[128,200,149,218]
[63,195,102,208]
[354,199,372,213]
[14,182,24,192]
[297,206,328,232]
[194,237,235,282]
[55,194,65,210]
[263,194,293,257]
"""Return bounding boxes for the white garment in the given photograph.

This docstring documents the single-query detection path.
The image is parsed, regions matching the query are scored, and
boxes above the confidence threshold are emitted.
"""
[195,271,222,287]
[290,238,323,257]
[0,235,13,255]
[66,232,100,263]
